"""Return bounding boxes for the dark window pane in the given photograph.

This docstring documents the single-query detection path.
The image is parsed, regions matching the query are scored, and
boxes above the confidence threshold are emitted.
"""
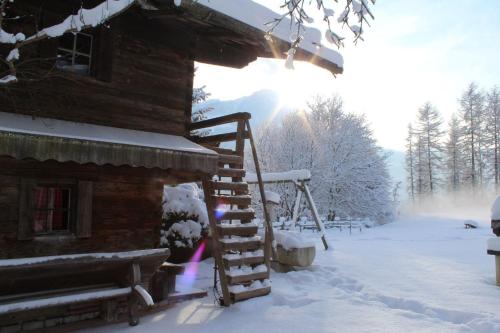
[33,186,72,234]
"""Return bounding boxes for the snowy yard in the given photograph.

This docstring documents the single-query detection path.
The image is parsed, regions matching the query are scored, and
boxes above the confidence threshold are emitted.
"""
[83,215,500,333]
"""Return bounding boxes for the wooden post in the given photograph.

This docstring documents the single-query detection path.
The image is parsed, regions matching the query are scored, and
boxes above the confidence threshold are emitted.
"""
[291,188,303,231]
[245,120,277,263]
[496,256,500,287]
[301,181,329,250]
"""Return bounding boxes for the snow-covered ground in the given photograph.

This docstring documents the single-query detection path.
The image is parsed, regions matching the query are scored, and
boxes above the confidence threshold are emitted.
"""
[83,215,500,333]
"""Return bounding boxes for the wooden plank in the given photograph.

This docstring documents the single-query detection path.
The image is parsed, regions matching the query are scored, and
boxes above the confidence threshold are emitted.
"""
[17,178,35,241]
[205,146,237,155]
[216,224,258,237]
[220,240,261,252]
[230,286,271,303]
[189,112,251,131]
[227,271,269,285]
[210,181,248,193]
[192,131,249,145]
[76,181,93,239]
[217,210,255,221]
[213,194,251,207]
[217,168,246,178]
[217,154,243,166]
[223,256,265,268]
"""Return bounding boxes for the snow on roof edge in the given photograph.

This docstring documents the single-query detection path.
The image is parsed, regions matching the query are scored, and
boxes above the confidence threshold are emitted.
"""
[0,112,217,156]
[193,0,344,70]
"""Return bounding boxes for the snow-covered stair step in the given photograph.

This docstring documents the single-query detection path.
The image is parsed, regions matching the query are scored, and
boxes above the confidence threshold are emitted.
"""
[223,253,265,268]
[213,194,251,206]
[210,180,248,193]
[226,264,269,284]
[229,280,271,303]
[217,223,258,236]
[217,208,255,221]
[218,167,246,178]
[219,236,262,251]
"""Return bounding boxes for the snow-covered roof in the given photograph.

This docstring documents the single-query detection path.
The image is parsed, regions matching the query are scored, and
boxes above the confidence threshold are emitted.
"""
[194,0,343,71]
[0,112,215,155]
[174,0,343,74]
[0,112,218,173]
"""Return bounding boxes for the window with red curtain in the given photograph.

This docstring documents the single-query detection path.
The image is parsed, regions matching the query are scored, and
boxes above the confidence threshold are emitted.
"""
[33,186,71,234]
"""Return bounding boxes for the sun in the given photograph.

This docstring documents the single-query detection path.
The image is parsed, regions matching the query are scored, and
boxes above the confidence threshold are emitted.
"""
[271,61,334,110]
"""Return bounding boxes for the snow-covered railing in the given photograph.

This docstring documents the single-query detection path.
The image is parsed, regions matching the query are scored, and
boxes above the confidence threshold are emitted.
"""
[245,169,311,184]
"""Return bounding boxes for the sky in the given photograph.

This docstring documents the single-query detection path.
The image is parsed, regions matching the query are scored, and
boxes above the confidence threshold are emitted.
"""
[194,0,500,151]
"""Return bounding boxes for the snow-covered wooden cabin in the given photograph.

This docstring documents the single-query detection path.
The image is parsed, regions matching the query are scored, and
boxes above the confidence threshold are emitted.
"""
[0,0,342,330]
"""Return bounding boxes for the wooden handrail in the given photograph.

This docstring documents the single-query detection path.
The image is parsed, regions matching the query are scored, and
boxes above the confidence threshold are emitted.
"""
[189,112,251,131]
[191,131,250,145]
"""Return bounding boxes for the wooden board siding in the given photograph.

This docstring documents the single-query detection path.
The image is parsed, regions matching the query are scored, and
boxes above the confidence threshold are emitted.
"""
[0,10,194,137]
[0,157,193,259]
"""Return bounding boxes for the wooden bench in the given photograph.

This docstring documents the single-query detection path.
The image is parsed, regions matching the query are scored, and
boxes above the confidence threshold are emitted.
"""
[0,249,170,331]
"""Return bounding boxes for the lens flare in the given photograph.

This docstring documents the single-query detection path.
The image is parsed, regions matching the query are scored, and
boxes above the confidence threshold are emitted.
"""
[179,241,206,289]
[215,204,227,220]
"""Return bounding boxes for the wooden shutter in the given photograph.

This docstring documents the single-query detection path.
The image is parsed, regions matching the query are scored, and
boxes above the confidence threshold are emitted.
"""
[18,179,35,240]
[76,181,93,238]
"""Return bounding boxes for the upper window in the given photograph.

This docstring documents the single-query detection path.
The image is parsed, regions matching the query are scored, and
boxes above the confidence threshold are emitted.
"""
[56,32,93,75]
[33,186,73,235]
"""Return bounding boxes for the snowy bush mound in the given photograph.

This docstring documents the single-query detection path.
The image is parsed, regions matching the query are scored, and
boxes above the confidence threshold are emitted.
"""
[160,183,208,249]
[274,230,315,250]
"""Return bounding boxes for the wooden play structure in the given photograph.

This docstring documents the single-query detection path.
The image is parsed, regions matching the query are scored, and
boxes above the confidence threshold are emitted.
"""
[246,170,329,250]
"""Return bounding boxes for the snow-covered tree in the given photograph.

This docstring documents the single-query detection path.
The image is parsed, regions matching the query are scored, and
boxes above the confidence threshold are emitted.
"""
[252,95,394,224]
[405,124,416,201]
[445,114,464,191]
[191,79,213,136]
[458,82,485,188]
[414,102,444,194]
[485,86,500,188]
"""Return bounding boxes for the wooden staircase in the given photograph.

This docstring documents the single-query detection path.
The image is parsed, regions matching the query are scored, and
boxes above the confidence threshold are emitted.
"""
[190,112,273,306]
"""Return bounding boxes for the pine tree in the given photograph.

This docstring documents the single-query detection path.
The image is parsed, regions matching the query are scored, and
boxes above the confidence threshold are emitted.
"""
[415,102,444,194]
[458,82,485,188]
[405,124,416,201]
[485,86,500,188]
[445,115,463,191]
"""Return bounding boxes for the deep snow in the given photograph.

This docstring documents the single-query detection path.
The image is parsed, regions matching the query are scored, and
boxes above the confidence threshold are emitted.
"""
[81,215,500,333]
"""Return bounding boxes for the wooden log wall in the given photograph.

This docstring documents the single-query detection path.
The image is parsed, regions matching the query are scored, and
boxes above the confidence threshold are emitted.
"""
[0,8,195,136]
[0,157,178,259]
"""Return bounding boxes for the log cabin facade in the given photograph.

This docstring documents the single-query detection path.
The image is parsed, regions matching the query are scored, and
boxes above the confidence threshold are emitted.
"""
[0,0,343,329]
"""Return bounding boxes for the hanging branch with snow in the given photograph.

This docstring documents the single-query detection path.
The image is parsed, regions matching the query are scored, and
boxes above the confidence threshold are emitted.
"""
[265,0,375,68]
[0,0,137,84]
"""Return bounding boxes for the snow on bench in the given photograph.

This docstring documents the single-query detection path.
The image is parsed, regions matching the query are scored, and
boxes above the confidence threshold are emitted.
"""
[487,238,500,254]
[0,249,169,268]
[464,220,479,229]
[246,169,311,184]
[0,287,132,315]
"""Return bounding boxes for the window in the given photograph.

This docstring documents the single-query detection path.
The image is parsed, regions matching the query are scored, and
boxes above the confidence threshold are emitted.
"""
[17,179,93,240]
[33,186,73,235]
[56,32,93,75]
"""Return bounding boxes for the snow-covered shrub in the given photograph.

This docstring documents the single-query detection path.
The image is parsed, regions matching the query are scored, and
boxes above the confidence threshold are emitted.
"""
[160,183,209,251]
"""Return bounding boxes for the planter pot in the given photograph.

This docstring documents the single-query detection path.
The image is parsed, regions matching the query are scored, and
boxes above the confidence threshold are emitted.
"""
[276,245,316,267]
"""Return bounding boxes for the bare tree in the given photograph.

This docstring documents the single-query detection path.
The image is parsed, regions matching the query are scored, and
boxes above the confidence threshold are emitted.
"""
[415,102,444,194]
[485,86,500,188]
[405,124,416,201]
[458,82,485,188]
[445,114,463,191]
